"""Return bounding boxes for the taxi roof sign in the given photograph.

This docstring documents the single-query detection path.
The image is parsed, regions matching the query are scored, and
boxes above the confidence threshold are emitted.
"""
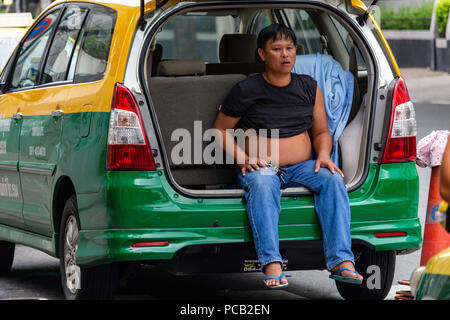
[0,13,34,28]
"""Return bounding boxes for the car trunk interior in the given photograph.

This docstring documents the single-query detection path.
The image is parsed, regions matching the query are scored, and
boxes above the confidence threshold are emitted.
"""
[144,3,376,196]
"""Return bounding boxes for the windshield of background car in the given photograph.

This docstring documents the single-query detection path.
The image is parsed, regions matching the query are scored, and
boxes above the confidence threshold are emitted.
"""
[0,37,21,72]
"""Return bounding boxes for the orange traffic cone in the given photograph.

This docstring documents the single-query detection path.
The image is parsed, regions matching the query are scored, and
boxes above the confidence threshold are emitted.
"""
[420,166,450,266]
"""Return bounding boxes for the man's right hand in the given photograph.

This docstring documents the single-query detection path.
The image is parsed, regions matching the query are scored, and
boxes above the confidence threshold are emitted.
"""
[239,157,268,176]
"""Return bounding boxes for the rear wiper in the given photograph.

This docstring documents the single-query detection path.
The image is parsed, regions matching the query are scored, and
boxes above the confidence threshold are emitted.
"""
[356,0,379,26]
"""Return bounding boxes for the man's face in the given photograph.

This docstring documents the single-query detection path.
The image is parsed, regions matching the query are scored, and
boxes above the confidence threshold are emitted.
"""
[258,35,297,74]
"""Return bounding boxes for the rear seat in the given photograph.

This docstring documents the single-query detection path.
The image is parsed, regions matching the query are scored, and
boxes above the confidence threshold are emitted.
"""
[150,60,246,188]
[206,34,265,76]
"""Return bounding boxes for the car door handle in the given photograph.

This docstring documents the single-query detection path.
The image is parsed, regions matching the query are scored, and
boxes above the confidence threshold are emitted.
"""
[13,112,23,120]
[51,109,64,118]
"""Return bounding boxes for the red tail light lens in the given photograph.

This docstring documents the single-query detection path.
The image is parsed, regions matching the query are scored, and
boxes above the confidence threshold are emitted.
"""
[132,241,169,247]
[381,78,417,164]
[107,84,156,170]
[374,232,407,238]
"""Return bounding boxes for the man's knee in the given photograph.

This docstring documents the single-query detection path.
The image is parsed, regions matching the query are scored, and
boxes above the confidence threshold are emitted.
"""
[319,168,345,188]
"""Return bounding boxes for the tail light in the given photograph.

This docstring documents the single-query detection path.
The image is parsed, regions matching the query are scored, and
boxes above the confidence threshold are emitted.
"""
[381,77,417,164]
[107,83,156,170]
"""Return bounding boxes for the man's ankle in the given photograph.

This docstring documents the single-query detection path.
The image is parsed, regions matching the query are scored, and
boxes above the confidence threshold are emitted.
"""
[263,261,282,274]
[332,260,354,272]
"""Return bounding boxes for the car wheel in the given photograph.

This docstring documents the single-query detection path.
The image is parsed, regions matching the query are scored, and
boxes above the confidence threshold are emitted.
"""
[59,195,118,300]
[0,240,15,276]
[335,247,396,300]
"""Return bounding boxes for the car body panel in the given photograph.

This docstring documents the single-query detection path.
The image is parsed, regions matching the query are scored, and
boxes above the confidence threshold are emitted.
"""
[75,217,421,267]
[0,221,55,255]
[0,94,24,229]
[367,14,401,77]
[99,163,419,230]
[71,162,421,266]
[0,0,139,235]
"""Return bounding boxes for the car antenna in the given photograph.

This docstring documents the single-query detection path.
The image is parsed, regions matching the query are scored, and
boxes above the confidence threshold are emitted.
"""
[356,0,379,26]
[140,0,147,31]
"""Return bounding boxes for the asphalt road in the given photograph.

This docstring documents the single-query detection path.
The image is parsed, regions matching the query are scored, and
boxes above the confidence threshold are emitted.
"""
[0,100,448,301]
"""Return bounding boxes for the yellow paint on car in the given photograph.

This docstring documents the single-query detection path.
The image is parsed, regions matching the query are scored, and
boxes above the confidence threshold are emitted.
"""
[349,0,367,12]
[347,0,401,77]
[368,14,402,77]
[9,0,152,116]
[424,247,450,276]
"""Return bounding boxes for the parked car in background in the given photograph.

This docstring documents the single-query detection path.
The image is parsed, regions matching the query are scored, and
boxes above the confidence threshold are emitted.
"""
[409,202,449,300]
[0,12,33,71]
[410,246,450,300]
[0,0,422,300]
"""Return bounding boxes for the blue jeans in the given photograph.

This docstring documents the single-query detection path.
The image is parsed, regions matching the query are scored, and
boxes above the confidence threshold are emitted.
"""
[237,160,355,271]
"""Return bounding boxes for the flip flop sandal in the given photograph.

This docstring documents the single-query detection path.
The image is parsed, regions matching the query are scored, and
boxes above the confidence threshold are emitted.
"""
[263,272,292,289]
[329,267,363,285]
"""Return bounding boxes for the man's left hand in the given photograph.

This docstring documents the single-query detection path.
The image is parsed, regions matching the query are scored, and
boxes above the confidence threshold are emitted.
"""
[314,154,344,178]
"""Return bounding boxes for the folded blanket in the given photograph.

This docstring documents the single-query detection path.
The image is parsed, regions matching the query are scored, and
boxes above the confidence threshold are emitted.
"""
[416,130,449,168]
[293,53,354,165]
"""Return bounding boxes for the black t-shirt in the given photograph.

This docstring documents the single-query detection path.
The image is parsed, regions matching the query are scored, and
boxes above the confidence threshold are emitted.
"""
[220,73,317,138]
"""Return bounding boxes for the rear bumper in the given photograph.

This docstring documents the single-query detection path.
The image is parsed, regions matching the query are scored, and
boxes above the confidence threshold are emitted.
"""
[76,217,422,268]
[76,163,421,269]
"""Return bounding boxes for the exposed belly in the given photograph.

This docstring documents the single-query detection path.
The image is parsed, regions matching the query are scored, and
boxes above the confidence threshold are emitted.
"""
[244,129,311,167]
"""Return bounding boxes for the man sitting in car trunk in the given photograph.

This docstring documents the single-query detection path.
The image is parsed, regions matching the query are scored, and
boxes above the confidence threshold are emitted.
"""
[213,23,363,289]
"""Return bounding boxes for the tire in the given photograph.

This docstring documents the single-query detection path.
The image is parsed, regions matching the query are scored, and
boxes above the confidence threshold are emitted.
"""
[335,247,396,300]
[0,240,15,276]
[59,195,118,300]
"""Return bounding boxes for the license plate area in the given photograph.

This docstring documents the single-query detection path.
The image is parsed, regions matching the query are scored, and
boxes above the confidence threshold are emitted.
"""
[243,259,289,272]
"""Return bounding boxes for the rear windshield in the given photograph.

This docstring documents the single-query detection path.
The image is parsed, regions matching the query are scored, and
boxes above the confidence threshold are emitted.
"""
[147,5,372,191]
[153,7,367,72]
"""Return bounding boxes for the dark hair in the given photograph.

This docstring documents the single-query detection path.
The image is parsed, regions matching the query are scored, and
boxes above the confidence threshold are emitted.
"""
[257,23,297,50]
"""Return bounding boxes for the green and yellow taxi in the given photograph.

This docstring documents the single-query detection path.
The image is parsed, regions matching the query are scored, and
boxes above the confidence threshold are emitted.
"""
[0,0,422,300]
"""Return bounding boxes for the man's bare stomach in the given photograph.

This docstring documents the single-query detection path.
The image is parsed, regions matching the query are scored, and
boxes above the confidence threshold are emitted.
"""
[244,130,312,167]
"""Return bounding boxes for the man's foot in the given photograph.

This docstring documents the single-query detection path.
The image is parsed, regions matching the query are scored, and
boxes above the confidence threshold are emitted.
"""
[264,262,288,288]
[331,261,363,282]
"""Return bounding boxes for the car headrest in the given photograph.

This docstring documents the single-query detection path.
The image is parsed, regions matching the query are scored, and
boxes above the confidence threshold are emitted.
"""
[296,43,305,55]
[157,59,206,76]
[153,43,163,62]
[219,34,257,63]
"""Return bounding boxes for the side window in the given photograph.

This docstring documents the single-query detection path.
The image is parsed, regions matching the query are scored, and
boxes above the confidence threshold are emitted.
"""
[284,9,322,54]
[69,8,116,83]
[10,9,61,89]
[330,16,367,71]
[156,13,240,63]
[42,5,87,84]
[250,10,272,35]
